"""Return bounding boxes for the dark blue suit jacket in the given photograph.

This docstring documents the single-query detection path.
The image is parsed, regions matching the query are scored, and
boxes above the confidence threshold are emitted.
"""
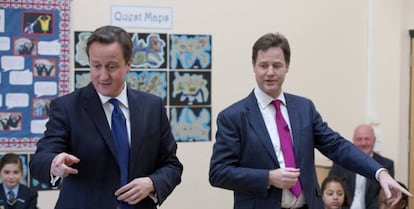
[0,184,38,209]
[209,91,383,209]
[29,83,182,209]
[329,152,394,209]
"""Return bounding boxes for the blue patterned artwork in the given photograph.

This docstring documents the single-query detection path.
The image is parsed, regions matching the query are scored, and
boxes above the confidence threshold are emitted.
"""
[131,33,167,69]
[170,107,211,142]
[126,71,167,103]
[169,34,211,69]
[169,71,210,105]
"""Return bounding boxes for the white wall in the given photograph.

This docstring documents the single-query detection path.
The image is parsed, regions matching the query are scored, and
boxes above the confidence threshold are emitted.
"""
[36,0,413,208]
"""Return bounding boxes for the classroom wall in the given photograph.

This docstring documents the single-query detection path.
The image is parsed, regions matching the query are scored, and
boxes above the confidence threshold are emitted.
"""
[35,0,413,208]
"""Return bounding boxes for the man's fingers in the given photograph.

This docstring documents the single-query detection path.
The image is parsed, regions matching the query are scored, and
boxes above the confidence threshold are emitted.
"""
[401,187,414,197]
[51,153,80,177]
[63,154,80,165]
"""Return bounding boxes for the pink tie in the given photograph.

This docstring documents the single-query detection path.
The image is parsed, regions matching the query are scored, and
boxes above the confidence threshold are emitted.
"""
[272,99,302,197]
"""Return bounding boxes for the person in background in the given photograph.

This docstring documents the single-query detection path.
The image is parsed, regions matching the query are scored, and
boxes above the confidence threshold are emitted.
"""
[379,181,408,209]
[322,176,350,209]
[329,124,394,209]
[29,25,183,209]
[208,32,412,209]
[0,153,38,209]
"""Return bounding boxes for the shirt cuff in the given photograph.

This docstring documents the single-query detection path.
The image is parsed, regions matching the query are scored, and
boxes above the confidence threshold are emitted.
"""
[375,168,388,181]
[149,192,158,204]
[50,173,60,187]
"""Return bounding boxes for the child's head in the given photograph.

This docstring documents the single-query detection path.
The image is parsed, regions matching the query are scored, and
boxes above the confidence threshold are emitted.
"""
[0,153,23,189]
[379,181,408,209]
[321,176,350,209]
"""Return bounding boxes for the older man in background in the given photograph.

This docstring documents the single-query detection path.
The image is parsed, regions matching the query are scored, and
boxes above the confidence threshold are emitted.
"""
[329,124,394,209]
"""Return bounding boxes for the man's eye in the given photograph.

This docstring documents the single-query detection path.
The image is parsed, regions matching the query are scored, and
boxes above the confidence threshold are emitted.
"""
[273,64,282,69]
[260,64,268,69]
[107,64,119,71]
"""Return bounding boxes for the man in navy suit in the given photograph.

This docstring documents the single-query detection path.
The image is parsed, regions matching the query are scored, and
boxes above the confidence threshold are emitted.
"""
[29,25,183,209]
[209,32,411,209]
[329,124,395,209]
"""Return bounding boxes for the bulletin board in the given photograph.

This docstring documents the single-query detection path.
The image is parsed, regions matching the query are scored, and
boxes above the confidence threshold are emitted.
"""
[0,0,71,150]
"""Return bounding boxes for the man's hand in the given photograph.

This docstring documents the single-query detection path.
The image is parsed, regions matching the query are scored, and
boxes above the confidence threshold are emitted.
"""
[268,168,300,189]
[50,152,80,178]
[115,177,155,205]
[378,170,413,205]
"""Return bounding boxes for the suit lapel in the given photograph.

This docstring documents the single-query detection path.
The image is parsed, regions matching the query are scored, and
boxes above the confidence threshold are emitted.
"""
[284,94,303,166]
[0,184,7,207]
[82,84,118,161]
[246,92,279,165]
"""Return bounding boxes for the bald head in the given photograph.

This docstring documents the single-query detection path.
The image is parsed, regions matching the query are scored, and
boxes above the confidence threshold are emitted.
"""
[352,124,376,156]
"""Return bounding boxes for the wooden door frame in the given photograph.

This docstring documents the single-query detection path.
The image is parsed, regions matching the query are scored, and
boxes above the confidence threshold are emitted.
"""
[409,29,414,209]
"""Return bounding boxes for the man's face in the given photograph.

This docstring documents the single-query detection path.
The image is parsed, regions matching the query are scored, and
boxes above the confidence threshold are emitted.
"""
[253,47,288,98]
[352,125,376,156]
[88,42,131,97]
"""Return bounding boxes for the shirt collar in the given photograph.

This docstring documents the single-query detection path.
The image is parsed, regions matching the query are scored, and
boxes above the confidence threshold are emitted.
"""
[2,184,18,196]
[254,87,286,109]
[97,82,129,108]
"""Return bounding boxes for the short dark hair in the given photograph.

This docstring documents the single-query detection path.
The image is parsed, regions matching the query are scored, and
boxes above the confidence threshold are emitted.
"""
[252,32,291,66]
[86,25,133,64]
[0,153,23,173]
[321,175,350,207]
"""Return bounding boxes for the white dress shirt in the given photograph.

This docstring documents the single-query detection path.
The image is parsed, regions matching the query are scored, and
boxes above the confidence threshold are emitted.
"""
[254,87,305,208]
[350,173,366,209]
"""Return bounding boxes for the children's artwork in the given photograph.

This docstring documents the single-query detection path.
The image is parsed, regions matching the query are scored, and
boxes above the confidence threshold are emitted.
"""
[169,71,211,105]
[169,34,212,69]
[74,31,92,68]
[170,107,211,142]
[126,71,167,103]
[74,70,91,89]
[131,33,167,69]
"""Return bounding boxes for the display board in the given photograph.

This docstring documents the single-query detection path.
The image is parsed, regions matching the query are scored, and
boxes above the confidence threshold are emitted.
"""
[0,0,70,150]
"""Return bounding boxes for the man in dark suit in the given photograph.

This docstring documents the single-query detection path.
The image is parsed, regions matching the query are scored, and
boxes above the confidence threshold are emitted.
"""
[208,32,411,209]
[29,25,183,209]
[329,124,394,209]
